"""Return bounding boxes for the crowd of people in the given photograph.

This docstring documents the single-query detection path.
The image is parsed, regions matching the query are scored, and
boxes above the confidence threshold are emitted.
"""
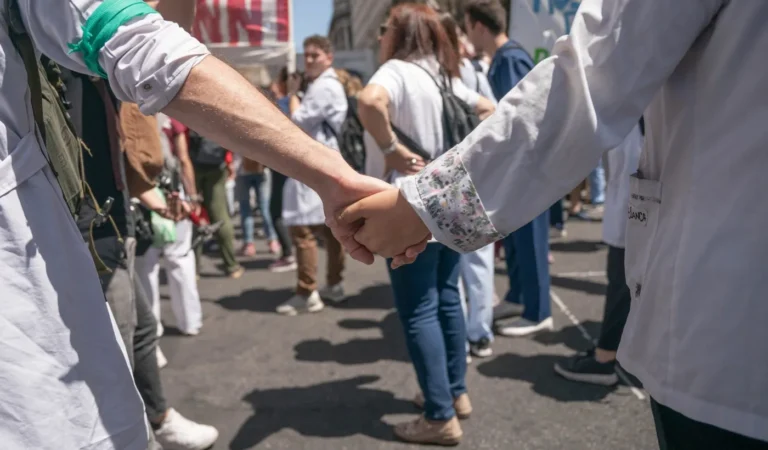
[1,0,766,449]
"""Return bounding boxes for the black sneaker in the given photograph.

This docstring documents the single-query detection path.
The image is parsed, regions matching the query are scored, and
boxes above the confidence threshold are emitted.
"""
[493,302,524,322]
[554,348,619,386]
[469,338,493,358]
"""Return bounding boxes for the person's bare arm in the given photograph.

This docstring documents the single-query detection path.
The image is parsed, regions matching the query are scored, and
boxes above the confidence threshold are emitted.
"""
[475,96,495,120]
[174,132,198,200]
[163,57,395,264]
[357,84,425,175]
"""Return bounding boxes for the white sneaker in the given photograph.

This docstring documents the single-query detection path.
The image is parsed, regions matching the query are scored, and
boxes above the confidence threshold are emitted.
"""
[156,346,168,369]
[276,291,325,316]
[154,408,219,450]
[319,284,345,303]
[497,317,554,337]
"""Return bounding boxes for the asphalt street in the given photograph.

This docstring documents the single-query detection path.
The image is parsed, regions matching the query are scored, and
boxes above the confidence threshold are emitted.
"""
[158,219,658,450]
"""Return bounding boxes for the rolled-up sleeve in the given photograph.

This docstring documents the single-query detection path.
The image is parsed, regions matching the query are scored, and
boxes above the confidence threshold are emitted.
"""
[399,0,724,253]
[19,0,210,115]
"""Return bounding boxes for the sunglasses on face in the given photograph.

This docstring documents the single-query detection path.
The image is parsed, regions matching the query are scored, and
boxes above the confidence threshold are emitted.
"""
[378,24,388,37]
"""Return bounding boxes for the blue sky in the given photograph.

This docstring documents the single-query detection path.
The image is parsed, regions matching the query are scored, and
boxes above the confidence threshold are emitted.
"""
[292,0,333,47]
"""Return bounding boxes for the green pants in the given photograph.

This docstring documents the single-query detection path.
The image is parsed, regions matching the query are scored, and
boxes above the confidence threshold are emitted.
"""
[195,165,240,274]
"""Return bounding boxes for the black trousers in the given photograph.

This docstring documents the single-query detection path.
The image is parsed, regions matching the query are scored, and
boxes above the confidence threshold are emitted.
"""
[269,170,293,258]
[597,245,631,351]
[652,399,768,450]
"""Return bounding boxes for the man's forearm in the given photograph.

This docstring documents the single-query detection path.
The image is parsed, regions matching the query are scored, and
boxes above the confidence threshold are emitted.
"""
[163,56,352,196]
[180,160,198,198]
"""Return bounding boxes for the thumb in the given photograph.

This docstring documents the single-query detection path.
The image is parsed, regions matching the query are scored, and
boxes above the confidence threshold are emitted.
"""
[337,198,369,225]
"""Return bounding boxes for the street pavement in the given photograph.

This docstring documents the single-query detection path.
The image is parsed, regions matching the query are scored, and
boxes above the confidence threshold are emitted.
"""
[158,219,658,450]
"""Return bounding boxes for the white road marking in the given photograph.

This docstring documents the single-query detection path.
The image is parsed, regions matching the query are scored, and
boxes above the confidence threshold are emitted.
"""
[552,271,607,279]
[550,289,646,400]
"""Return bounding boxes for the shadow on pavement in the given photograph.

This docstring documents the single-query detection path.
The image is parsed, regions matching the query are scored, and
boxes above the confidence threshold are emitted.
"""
[334,283,394,311]
[293,312,409,365]
[476,353,617,402]
[550,240,605,253]
[229,375,413,449]
[551,276,607,296]
[216,287,294,313]
[534,321,602,351]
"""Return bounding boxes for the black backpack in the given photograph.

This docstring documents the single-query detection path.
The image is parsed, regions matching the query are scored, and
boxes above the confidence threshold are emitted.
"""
[323,95,366,173]
[397,62,481,159]
[188,130,227,167]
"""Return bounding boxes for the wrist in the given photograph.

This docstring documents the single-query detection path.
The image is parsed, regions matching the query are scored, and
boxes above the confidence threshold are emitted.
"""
[379,134,398,156]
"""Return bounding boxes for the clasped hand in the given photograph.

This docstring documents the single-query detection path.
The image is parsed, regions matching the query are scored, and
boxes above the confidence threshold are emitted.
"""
[324,174,432,269]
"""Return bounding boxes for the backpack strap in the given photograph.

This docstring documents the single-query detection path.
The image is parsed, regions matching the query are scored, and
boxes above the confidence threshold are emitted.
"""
[6,0,46,143]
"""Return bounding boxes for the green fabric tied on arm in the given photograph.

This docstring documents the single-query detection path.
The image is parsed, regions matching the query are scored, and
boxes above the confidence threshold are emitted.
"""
[68,0,159,78]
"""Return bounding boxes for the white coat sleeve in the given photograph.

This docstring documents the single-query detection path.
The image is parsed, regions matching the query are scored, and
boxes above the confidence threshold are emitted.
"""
[399,0,725,253]
[17,0,210,115]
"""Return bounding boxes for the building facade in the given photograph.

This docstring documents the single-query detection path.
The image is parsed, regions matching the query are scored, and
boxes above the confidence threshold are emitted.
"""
[328,0,354,51]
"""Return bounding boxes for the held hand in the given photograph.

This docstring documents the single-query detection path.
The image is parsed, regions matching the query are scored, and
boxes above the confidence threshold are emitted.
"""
[338,189,431,261]
[322,171,395,265]
[385,144,426,175]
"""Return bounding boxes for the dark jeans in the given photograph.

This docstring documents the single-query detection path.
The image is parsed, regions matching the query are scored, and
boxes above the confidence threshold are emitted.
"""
[387,244,466,421]
[598,246,631,351]
[98,238,167,426]
[195,165,240,273]
[133,274,168,425]
[503,211,552,322]
[269,170,293,258]
[651,399,768,450]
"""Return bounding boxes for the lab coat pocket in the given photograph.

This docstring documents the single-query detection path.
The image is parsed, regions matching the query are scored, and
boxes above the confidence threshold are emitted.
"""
[624,175,662,301]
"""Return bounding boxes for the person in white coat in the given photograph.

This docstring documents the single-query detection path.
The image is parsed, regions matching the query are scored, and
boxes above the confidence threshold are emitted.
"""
[555,123,644,386]
[278,35,349,316]
[0,1,393,447]
[338,0,768,446]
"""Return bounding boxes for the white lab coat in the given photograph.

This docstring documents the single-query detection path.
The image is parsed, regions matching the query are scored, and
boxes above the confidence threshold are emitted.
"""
[401,0,768,441]
[0,3,208,448]
[282,68,346,226]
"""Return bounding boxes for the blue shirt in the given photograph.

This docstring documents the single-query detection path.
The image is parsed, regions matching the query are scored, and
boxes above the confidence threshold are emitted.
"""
[487,40,535,101]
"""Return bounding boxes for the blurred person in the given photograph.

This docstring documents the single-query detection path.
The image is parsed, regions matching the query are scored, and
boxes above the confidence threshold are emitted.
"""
[440,12,497,359]
[264,68,298,272]
[0,0,396,447]
[137,114,205,338]
[464,0,552,337]
[555,123,643,386]
[236,135,280,257]
[189,131,245,278]
[337,0,768,447]
[357,4,494,445]
[278,35,349,315]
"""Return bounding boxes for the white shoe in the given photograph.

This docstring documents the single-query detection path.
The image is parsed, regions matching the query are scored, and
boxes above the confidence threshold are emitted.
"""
[276,291,325,316]
[154,408,219,450]
[156,346,168,369]
[497,317,554,337]
[319,284,345,303]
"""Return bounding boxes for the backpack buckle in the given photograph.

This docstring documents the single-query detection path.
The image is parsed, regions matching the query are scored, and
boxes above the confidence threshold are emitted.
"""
[94,197,114,227]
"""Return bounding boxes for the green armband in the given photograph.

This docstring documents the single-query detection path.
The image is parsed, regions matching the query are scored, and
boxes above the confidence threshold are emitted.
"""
[68,0,159,78]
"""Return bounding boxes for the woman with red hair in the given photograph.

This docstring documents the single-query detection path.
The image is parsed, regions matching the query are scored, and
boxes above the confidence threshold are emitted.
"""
[357,3,495,445]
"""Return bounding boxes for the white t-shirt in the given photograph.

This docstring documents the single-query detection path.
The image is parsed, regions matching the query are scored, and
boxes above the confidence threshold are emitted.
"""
[364,58,480,184]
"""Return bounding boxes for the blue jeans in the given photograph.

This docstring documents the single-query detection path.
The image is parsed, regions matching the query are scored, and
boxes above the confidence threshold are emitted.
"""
[387,244,466,421]
[589,159,606,204]
[503,211,552,323]
[237,172,276,243]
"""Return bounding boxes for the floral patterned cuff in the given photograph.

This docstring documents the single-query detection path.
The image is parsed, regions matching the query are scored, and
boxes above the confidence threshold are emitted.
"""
[400,149,503,253]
